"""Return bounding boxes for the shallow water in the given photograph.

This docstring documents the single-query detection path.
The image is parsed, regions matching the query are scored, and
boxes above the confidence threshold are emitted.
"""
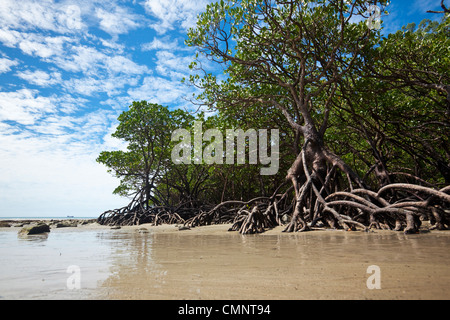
[1,226,450,299]
[0,228,114,299]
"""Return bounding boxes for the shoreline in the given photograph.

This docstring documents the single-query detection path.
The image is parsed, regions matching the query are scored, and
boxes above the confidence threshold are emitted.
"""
[2,219,450,300]
[0,218,235,235]
[0,218,98,228]
[2,218,450,237]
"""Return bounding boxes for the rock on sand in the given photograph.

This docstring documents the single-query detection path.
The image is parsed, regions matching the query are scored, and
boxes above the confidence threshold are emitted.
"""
[19,224,50,235]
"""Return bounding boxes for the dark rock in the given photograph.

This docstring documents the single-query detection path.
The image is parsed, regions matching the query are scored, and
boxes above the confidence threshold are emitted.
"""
[19,224,50,235]
[80,219,96,225]
[54,221,78,228]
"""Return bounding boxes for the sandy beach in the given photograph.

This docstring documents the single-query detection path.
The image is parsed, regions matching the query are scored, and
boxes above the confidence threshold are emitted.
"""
[1,220,450,300]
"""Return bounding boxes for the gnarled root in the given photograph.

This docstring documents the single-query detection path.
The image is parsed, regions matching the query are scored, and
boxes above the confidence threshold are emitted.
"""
[98,159,450,234]
[230,204,278,234]
[97,188,192,226]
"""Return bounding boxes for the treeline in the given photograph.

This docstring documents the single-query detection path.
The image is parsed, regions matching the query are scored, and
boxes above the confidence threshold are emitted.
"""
[97,0,449,233]
[96,101,289,224]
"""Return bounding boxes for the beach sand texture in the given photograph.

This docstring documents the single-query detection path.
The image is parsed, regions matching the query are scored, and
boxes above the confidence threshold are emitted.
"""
[1,221,450,299]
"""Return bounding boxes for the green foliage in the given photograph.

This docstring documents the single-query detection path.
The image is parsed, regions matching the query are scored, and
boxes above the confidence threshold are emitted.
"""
[328,16,450,185]
[97,100,287,207]
[99,1,449,214]
[97,101,195,204]
[185,0,447,188]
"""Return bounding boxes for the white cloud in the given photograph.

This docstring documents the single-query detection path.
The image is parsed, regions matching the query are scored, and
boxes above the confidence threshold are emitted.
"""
[63,75,139,97]
[0,29,74,59]
[64,4,84,30]
[154,50,193,80]
[16,69,62,86]
[100,38,125,53]
[144,0,211,34]
[0,0,85,34]
[100,97,130,110]
[127,76,192,106]
[29,115,76,136]
[51,45,105,73]
[51,44,149,76]
[0,28,21,47]
[0,89,86,126]
[0,57,19,73]
[142,37,176,51]
[57,95,88,114]
[105,55,148,75]
[95,6,142,35]
[141,36,191,52]
[101,122,128,151]
[0,0,209,217]
[19,37,60,58]
[0,112,128,216]
[0,89,58,125]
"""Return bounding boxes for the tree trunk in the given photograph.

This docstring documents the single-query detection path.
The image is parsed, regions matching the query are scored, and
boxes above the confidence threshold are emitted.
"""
[144,176,151,210]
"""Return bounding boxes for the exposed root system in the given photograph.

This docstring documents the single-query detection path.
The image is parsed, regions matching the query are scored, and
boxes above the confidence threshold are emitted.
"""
[98,147,449,234]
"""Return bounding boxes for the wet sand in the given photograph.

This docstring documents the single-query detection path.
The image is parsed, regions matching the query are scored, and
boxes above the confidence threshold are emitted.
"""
[1,222,450,299]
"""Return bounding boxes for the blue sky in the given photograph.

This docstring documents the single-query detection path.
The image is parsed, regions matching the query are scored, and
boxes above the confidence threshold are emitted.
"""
[0,0,445,218]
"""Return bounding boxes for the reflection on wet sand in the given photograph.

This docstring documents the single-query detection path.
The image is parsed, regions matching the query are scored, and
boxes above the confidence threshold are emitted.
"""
[1,224,449,299]
[98,227,450,300]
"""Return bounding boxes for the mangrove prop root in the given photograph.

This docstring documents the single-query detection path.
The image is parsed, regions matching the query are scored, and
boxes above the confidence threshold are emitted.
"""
[98,177,450,235]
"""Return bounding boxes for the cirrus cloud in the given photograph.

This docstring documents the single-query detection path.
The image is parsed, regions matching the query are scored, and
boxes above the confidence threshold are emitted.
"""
[0,0,85,34]
[0,56,19,74]
[144,0,211,34]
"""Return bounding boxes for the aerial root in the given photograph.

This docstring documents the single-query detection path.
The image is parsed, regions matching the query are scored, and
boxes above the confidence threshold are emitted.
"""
[97,187,198,226]
[98,179,449,235]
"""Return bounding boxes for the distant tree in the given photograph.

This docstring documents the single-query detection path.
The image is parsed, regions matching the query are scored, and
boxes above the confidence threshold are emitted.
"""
[97,101,200,225]
[97,101,173,208]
